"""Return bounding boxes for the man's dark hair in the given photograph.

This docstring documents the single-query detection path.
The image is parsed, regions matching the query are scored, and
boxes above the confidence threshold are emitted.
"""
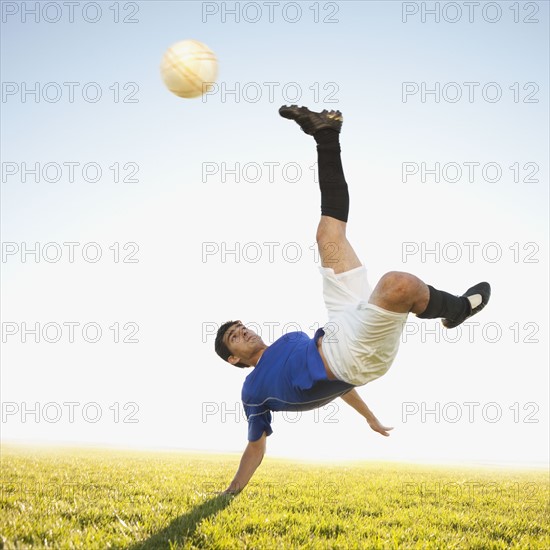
[215,320,248,368]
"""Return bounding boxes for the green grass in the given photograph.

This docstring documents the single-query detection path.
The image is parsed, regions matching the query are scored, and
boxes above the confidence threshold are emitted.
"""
[1,445,548,549]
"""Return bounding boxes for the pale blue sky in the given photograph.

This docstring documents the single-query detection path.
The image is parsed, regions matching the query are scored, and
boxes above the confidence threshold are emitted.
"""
[1,1,548,465]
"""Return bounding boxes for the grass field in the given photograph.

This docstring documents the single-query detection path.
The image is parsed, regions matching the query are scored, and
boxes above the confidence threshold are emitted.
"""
[1,445,548,549]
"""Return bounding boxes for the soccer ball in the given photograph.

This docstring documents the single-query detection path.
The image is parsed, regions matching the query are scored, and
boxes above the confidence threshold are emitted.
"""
[160,39,218,99]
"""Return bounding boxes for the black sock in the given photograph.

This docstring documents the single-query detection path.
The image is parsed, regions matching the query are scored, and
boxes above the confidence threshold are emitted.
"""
[416,285,471,320]
[314,129,349,223]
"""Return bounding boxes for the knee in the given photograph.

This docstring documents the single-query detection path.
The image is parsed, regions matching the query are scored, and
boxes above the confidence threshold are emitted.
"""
[316,219,345,246]
[378,271,417,302]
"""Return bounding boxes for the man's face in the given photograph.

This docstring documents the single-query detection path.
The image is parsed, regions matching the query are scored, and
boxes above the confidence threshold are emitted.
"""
[223,321,265,363]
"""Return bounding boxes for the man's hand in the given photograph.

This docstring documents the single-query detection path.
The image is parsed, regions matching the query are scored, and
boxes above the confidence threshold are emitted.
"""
[340,388,393,436]
[367,415,393,437]
[217,488,240,496]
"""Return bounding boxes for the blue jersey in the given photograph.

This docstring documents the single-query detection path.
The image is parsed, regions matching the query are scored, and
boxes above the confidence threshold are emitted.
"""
[241,328,355,441]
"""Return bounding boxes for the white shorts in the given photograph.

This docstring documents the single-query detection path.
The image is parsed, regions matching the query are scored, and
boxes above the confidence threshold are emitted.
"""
[319,265,408,386]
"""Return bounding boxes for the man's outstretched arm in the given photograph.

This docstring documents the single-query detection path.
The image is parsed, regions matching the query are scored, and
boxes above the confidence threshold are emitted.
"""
[223,431,267,494]
[340,389,394,437]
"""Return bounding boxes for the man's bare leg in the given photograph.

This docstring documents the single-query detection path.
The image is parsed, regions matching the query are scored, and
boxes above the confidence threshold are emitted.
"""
[316,215,361,274]
[315,217,429,314]
[369,271,430,314]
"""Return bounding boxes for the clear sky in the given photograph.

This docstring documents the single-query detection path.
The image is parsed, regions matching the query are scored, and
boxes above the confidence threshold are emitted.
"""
[1,0,548,466]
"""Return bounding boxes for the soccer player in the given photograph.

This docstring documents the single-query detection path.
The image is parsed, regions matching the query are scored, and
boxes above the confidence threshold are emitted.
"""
[214,106,491,495]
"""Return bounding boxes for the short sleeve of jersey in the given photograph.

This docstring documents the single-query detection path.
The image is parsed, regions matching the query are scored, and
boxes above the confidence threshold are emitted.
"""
[247,410,273,441]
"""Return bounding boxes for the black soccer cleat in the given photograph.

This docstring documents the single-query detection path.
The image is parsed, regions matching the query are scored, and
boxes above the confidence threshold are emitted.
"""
[442,282,491,329]
[278,105,343,135]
